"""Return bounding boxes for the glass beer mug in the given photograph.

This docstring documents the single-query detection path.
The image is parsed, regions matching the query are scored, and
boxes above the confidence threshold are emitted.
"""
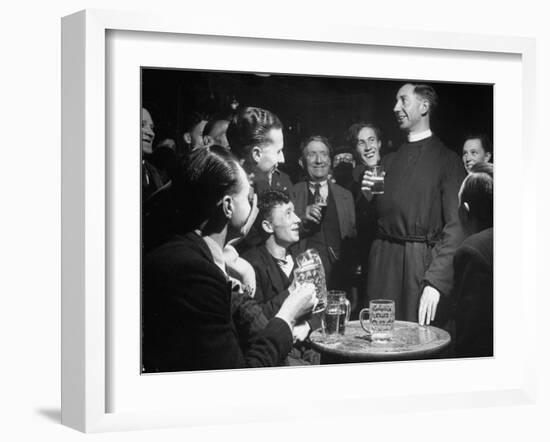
[294,248,328,313]
[322,291,351,336]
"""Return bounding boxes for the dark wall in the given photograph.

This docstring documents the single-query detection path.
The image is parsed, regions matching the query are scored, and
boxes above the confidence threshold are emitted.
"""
[142,68,493,182]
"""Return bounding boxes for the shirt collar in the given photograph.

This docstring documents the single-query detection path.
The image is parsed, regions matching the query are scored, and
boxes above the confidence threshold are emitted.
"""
[309,180,328,188]
[408,129,432,143]
[197,231,226,276]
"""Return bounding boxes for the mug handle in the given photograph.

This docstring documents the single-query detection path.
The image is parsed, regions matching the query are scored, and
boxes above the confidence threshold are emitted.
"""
[359,308,370,333]
[344,299,351,324]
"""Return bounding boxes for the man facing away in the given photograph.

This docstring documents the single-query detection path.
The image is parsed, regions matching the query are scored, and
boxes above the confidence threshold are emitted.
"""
[293,135,356,290]
[453,162,493,357]
[361,83,465,325]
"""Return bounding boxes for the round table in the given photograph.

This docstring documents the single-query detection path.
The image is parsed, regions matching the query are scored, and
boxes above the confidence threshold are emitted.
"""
[308,320,451,363]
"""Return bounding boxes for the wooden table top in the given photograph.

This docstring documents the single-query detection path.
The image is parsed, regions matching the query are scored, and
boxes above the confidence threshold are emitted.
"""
[308,320,451,362]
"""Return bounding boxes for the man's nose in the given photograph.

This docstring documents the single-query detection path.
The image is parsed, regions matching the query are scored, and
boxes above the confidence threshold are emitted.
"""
[278,151,285,164]
[393,101,400,112]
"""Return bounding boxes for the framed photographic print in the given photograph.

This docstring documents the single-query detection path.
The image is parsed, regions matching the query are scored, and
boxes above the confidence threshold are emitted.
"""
[62,9,537,433]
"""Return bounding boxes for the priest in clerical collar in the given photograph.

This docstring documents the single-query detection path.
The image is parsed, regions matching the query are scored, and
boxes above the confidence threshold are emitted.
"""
[360,83,466,328]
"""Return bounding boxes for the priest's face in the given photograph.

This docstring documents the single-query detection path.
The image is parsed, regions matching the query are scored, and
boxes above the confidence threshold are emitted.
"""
[393,84,425,133]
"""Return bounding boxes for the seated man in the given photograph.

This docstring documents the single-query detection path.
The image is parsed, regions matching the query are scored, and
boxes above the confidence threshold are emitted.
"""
[242,189,320,364]
[453,162,494,358]
[292,135,356,289]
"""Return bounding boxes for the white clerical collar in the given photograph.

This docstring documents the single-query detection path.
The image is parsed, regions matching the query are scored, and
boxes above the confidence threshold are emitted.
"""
[408,129,432,143]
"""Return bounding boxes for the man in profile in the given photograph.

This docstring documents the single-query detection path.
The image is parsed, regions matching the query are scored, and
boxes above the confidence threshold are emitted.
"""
[181,110,209,156]
[227,106,293,253]
[202,115,231,150]
[453,162,493,357]
[361,83,465,325]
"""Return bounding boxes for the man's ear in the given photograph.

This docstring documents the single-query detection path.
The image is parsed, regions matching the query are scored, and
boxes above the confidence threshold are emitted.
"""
[485,152,492,162]
[458,201,470,229]
[261,219,274,235]
[183,132,192,145]
[203,135,213,147]
[251,146,262,164]
[298,157,304,169]
[420,99,430,116]
[221,195,233,219]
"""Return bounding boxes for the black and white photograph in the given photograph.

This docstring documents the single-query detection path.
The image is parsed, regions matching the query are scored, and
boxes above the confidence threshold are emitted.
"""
[140,69,494,372]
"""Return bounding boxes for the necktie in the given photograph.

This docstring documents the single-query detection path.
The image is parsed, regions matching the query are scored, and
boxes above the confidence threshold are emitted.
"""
[313,183,321,203]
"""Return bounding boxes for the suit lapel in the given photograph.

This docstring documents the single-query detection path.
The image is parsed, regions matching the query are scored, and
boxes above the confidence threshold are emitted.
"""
[260,246,289,295]
[329,182,347,239]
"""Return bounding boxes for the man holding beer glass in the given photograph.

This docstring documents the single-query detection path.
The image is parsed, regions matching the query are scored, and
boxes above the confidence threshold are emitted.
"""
[361,84,465,326]
[293,135,356,289]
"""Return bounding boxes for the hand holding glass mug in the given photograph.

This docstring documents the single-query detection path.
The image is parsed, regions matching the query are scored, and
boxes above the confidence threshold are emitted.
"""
[276,281,317,327]
[294,249,328,313]
[361,165,385,200]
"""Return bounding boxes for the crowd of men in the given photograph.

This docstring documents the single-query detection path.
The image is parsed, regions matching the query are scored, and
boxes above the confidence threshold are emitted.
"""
[141,82,494,372]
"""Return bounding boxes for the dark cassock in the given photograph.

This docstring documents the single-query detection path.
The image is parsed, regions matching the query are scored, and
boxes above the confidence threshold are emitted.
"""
[366,135,466,322]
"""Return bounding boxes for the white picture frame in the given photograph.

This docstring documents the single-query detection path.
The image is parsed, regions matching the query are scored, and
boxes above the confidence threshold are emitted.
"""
[61,9,537,433]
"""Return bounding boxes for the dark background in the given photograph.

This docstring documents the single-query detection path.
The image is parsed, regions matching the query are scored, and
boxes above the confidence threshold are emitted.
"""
[142,68,493,182]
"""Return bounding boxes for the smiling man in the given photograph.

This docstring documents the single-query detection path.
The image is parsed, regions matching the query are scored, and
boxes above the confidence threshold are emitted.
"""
[242,189,320,365]
[227,106,294,253]
[361,83,465,326]
[347,122,382,184]
[292,135,356,288]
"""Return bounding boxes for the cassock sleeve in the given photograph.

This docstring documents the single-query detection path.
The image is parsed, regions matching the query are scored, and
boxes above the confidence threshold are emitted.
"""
[423,152,466,297]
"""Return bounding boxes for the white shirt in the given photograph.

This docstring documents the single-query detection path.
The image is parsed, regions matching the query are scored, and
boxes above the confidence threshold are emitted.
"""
[275,254,295,278]
[308,180,329,204]
[408,129,432,143]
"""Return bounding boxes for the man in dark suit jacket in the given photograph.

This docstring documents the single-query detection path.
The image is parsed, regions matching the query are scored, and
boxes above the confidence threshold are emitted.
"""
[142,146,316,373]
[292,136,356,290]
[242,189,320,364]
[453,162,494,358]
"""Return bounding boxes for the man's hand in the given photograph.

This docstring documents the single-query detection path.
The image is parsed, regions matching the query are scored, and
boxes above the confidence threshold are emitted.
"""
[304,204,323,224]
[224,245,256,297]
[361,170,375,201]
[292,321,311,343]
[418,285,440,326]
[276,282,316,328]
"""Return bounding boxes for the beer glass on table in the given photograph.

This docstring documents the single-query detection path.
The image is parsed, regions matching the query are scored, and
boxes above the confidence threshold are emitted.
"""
[359,299,395,342]
[322,290,351,336]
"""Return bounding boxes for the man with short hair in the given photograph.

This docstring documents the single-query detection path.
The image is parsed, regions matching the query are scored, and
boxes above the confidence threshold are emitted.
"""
[453,162,493,357]
[347,122,383,184]
[361,83,465,325]
[227,107,294,253]
[462,133,492,172]
[181,110,209,156]
[242,189,320,364]
[293,135,356,289]
[202,117,231,150]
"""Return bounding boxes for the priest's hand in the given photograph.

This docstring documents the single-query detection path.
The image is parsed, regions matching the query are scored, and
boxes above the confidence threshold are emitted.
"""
[418,285,440,326]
